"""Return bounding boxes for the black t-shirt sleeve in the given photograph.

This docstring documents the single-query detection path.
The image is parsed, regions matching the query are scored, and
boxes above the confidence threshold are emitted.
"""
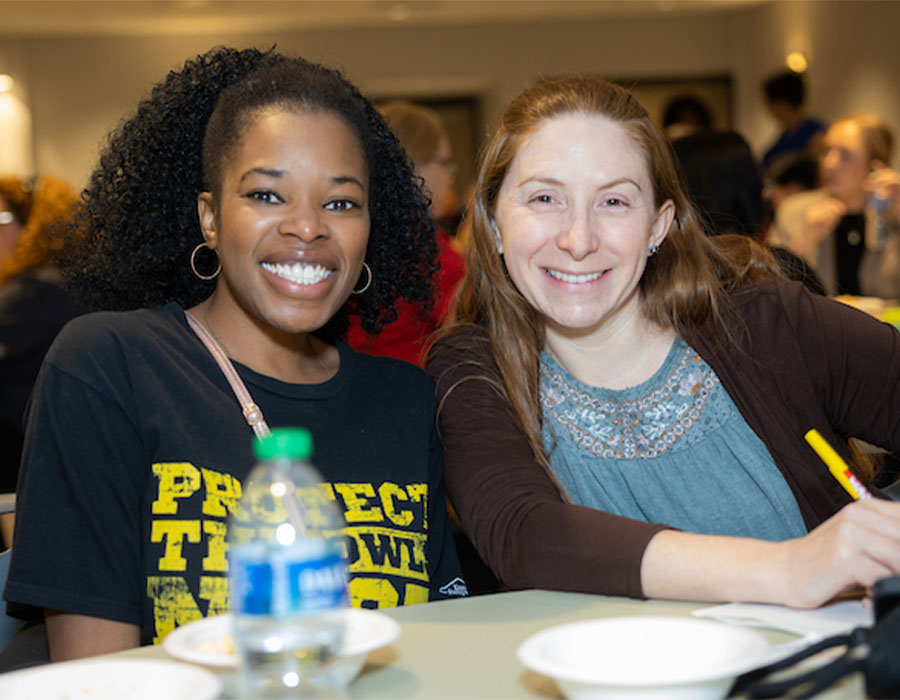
[5,321,146,626]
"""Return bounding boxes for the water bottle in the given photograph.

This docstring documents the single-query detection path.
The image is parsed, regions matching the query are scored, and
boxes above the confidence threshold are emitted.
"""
[866,191,890,251]
[229,427,349,698]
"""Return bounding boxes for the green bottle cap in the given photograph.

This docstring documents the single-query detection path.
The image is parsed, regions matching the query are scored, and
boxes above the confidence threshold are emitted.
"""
[253,428,313,461]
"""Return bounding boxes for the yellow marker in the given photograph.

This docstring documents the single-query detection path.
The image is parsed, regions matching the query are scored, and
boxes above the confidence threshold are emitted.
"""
[804,429,872,500]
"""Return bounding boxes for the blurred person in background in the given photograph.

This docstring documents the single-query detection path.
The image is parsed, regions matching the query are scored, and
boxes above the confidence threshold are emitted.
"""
[661,94,712,141]
[0,175,81,490]
[767,151,820,213]
[761,71,827,173]
[347,100,465,364]
[672,130,825,295]
[770,112,900,298]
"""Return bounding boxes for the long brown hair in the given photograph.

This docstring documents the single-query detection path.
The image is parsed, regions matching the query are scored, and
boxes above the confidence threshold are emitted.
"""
[432,76,779,471]
[0,175,77,287]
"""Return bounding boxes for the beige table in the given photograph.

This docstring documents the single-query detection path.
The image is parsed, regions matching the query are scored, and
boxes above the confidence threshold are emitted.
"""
[111,589,864,698]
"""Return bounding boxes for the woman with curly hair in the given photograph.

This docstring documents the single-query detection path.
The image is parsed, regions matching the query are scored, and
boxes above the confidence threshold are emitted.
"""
[427,76,900,608]
[0,175,81,491]
[4,46,466,664]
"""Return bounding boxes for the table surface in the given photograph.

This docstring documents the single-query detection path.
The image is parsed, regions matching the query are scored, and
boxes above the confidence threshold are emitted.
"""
[106,589,864,699]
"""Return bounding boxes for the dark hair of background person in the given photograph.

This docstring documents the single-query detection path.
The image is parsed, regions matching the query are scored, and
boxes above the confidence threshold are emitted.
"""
[768,152,820,191]
[662,95,713,132]
[672,129,826,296]
[672,130,765,238]
[56,46,437,340]
[763,71,805,108]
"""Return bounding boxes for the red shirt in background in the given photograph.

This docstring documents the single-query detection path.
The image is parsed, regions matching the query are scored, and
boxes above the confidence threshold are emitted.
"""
[346,231,465,365]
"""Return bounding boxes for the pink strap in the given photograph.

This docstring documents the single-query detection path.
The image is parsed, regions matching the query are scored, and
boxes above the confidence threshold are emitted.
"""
[184,311,271,439]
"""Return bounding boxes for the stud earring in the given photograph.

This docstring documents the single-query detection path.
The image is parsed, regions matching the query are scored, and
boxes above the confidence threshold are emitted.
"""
[648,245,659,257]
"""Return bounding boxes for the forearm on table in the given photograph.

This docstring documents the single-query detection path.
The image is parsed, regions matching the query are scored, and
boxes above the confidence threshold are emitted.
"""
[640,530,786,604]
[45,610,141,661]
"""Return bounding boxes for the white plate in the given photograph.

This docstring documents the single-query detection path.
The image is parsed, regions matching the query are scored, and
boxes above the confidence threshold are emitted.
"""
[0,658,221,700]
[518,616,770,700]
[164,608,400,672]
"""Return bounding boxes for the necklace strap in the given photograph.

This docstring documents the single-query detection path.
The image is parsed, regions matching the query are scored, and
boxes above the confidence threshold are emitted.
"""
[184,310,271,439]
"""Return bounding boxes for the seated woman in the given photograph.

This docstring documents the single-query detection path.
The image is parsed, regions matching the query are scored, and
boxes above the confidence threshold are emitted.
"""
[427,76,900,608]
[0,175,82,490]
[4,47,465,663]
[770,112,900,298]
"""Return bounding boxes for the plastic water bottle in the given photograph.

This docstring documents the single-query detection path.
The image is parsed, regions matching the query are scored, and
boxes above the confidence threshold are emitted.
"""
[229,428,349,698]
[866,191,890,250]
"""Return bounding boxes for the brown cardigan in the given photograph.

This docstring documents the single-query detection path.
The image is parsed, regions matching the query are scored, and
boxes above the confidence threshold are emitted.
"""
[427,279,900,598]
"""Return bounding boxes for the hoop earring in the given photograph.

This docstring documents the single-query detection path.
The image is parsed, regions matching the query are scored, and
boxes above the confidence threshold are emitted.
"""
[190,243,221,281]
[648,245,659,257]
[352,262,373,295]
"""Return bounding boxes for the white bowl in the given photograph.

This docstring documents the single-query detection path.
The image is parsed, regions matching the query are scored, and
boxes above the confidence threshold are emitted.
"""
[518,616,770,700]
[0,658,222,700]
[163,608,399,685]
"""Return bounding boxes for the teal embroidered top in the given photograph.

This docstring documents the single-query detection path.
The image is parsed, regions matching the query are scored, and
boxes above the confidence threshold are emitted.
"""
[539,336,807,540]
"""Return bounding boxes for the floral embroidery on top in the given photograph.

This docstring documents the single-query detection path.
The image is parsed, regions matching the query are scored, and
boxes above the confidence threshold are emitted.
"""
[540,340,732,459]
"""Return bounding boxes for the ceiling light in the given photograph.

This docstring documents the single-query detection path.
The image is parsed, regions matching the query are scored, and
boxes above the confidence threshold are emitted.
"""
[0,75,13,93]
[786,52,808,73]
[388,3,411,21]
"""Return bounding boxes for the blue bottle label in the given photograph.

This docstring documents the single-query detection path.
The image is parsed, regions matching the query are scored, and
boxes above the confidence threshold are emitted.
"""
[287,553,347,612]
[231,542,347,616]
[235,561,274,615]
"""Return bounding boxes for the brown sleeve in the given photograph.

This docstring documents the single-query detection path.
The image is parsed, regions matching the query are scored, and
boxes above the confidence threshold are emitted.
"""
[426,330,671,598]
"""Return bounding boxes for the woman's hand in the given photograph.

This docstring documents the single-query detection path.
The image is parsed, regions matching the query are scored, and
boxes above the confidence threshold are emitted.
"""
[772,499,900,609]
[641,500,900,608]
[800,197,846,258]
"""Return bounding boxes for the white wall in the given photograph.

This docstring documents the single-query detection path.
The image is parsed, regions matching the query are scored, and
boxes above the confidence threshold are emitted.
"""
[733,0,900,156]
[1,0,899,189]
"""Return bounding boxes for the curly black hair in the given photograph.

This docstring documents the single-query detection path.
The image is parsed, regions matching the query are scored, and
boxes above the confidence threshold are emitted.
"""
[60,46,436,338]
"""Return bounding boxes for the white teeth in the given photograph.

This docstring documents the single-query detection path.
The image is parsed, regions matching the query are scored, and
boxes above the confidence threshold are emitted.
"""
[546,269,605,284]
[262,262,333,285]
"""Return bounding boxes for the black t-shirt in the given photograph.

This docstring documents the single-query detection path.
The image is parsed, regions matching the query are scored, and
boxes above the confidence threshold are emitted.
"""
[5,304,466,645]
[833,213,866,295]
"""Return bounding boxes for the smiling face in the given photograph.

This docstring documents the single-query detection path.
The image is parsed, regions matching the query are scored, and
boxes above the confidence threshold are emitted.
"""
[493,112,673,339]
[198,107,370,338]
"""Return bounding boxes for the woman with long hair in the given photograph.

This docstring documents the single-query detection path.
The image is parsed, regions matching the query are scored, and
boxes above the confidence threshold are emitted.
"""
[4,47,465,665]
[427,76,900,607]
